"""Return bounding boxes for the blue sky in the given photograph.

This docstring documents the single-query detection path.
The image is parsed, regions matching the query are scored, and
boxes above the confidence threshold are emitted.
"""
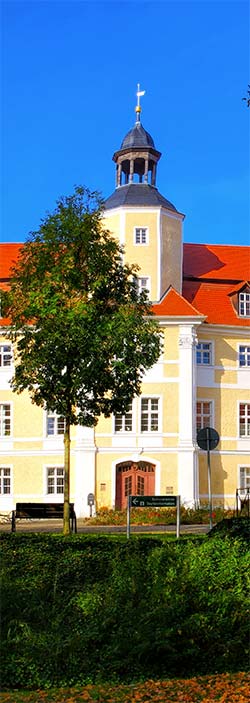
[2,0,249,245]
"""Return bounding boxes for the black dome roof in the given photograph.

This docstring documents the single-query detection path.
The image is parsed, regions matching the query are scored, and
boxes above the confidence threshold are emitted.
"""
[120,123,155,149]
[104,184,177,211]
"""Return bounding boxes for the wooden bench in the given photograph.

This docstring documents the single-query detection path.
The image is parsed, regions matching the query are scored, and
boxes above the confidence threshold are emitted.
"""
[11,502,77,533]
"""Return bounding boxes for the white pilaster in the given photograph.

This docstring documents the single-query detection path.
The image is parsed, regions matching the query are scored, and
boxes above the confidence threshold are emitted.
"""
[178,325,198,505]
[74,425,96,517]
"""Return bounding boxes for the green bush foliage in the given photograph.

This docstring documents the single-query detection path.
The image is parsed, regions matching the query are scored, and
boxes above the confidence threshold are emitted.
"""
[0,532,249,689]
[208,517,250,541]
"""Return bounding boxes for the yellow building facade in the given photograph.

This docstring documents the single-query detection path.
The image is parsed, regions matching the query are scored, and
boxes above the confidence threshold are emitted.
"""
[0,100,249,516]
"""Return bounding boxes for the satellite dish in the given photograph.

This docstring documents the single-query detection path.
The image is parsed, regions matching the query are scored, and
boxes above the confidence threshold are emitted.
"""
[197,427,220,451]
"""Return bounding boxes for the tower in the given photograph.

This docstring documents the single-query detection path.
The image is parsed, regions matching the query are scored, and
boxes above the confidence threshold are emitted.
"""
[104,86,185,300]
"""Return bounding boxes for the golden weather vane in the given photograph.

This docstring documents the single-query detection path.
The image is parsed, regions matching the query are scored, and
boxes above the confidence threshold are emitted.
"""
[135,83,145,122]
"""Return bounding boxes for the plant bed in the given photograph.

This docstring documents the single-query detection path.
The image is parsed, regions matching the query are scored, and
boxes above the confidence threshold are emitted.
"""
[0,672,249,702]
[84,506,235,526]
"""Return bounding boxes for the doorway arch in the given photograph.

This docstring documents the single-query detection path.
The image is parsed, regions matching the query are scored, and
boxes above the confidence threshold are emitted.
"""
[115,460,155,510]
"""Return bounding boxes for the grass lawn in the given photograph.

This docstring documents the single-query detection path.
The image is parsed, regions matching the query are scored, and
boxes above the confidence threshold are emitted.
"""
[0,672,249,702]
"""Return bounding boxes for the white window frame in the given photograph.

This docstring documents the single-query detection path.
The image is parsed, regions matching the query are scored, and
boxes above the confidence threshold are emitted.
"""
[46,466,64,495]
[46,410,66,437]
[239,292,250,317]
[196,341,213,365]
[238,402,250,438]
[134,276,151,299]
[0,344,12,368]
[0,403,12,437]
[238,344,250,367]
[0,466,12,495]
[114,402,133,433]
[140,396,161,433]
[134,227,149,245]
[239,465,250,490]
[196,400,213,432]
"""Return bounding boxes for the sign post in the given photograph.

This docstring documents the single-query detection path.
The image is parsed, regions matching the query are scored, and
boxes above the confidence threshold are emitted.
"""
[127,495,180,539]
[197,427,219,530]
[207,431,212,531]
[127,496,131,540]
[176,495,180,539]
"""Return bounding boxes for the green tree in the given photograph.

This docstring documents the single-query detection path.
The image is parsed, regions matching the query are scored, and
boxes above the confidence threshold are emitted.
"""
[7,186,161,534]
[242,84,250,106]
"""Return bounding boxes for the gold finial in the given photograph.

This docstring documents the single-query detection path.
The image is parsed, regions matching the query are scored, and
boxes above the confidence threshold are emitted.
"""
[135,83,145,121]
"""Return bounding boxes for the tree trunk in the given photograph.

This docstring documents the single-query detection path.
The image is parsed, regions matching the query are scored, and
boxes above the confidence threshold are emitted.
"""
[63,417,71,535]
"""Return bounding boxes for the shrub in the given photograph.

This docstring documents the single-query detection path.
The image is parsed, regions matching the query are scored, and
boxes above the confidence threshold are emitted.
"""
[208,517,250,541]
[0,532,249,689]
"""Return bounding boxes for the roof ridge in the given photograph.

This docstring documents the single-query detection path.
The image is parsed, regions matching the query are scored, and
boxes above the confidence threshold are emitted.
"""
[184,242,249,249]
[152,285,204,318]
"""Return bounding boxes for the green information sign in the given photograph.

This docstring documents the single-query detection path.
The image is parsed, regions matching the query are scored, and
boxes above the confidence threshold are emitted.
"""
[127,495,180,539]
[130,495,177,508]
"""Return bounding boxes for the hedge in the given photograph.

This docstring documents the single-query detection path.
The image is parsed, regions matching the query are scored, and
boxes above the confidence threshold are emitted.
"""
[0,529,249,689]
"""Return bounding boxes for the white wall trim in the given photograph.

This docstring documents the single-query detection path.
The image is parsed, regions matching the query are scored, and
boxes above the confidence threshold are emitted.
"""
[0,449,65,457]
[152,317,205,326]
[104,206,159,216]
[104,205,184,222]
[200,324,250,336]
[200,493,236,499]
[4,437,43,443]
[197,449,250,455]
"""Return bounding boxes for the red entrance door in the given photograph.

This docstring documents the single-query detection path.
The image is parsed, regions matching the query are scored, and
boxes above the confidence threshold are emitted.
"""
[115,461,155,510]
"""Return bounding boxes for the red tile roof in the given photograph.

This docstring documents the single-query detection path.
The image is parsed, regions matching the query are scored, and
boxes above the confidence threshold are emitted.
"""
[152,286,204,318]
[0,243,22,280]
[1,242,249,327]
[182,244,250,325]
[1,242,249,284]
[183,243,250,281]
[183,280,250,326]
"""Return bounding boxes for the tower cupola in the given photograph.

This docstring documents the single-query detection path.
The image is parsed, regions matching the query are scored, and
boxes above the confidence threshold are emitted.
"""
[105,85,178,213]
[103,86,185,300]
[113,84,161,188]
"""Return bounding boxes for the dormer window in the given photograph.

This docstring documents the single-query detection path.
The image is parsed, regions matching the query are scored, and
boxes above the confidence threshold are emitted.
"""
[239,292,250,317]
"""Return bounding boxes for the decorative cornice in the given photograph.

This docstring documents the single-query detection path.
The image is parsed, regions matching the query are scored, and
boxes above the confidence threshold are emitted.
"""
[179,329,198,348]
